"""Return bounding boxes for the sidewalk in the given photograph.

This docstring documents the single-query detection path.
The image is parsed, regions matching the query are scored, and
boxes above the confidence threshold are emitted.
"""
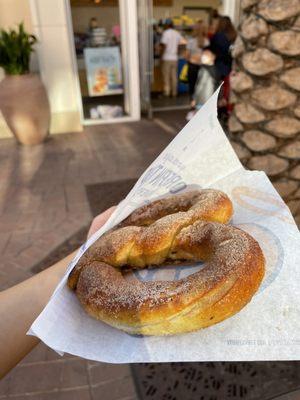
[0,119,173,400]
[1,113,298,400]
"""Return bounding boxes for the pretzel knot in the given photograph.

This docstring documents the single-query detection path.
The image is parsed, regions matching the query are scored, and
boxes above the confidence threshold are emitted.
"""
[68,190,265,336]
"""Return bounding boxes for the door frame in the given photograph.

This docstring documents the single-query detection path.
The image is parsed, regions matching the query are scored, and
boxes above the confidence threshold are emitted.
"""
[64,0,141,126]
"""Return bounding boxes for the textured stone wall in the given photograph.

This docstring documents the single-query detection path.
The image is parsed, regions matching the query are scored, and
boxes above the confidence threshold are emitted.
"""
[229,0,300,225]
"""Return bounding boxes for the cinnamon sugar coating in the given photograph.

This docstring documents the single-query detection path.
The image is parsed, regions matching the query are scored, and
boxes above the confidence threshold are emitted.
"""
[68,189,265,335]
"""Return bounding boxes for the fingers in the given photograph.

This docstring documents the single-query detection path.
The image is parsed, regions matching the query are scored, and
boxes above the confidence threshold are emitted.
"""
[87,206,116,239]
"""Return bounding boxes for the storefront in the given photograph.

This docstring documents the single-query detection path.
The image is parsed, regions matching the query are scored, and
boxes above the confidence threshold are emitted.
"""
[26,0,240,133]
[68,0,140,125]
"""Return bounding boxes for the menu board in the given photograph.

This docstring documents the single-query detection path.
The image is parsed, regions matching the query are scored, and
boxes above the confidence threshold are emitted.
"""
[84,47,123,97]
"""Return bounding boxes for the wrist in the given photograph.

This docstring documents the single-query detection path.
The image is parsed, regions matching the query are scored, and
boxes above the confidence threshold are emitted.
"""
[34,251,77,310]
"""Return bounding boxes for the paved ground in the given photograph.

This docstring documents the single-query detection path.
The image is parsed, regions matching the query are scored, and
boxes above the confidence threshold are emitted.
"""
[1,113,299,400]
[0,119,173,400]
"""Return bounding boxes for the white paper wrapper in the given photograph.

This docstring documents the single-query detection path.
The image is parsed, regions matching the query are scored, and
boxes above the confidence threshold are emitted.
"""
[29,88,300,362]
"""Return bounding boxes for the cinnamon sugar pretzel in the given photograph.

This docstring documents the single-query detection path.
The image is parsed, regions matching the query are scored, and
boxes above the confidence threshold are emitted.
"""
[68,190,265,335]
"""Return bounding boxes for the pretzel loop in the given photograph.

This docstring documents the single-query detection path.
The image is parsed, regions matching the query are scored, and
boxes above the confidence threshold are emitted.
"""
[68,190,265,336]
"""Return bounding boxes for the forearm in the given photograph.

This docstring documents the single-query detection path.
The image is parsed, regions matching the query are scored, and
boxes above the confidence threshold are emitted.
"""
[0,251,76,378]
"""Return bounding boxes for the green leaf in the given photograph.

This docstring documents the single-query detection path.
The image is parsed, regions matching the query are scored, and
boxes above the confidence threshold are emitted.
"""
[0,22,36,75]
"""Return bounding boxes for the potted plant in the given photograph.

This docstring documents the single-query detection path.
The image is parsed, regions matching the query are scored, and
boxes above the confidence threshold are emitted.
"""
[0,23,50,145]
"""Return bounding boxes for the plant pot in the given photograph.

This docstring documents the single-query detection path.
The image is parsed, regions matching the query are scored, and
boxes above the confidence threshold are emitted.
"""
[0,73,50,145]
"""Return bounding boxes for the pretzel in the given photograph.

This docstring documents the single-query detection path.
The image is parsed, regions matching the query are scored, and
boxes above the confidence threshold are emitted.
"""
[68,189,265,335]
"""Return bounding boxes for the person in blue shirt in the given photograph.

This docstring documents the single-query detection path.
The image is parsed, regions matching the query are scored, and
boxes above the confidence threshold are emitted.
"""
[208,16,237,118]
[209,16,237,82]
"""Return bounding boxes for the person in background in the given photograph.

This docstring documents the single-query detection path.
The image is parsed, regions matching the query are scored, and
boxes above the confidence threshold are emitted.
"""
[88,17,107,47]
[186,48,216,121]
[186,20,209,105]
[207,9,220,40]
[208,16,237,117]
[209,16,237,82]
[160,19,186,97]
[89,17,98,30]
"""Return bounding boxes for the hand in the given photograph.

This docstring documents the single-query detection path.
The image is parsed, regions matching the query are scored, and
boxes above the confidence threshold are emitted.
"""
[87,206,116,239]
[0,206,116,378]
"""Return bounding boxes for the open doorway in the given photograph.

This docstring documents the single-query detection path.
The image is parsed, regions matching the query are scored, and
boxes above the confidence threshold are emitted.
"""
[138,0,226,116]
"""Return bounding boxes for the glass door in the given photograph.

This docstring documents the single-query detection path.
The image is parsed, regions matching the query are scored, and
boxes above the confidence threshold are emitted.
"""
[137,0,192,113]
[68,0,140,124]
[137,0,153,118]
